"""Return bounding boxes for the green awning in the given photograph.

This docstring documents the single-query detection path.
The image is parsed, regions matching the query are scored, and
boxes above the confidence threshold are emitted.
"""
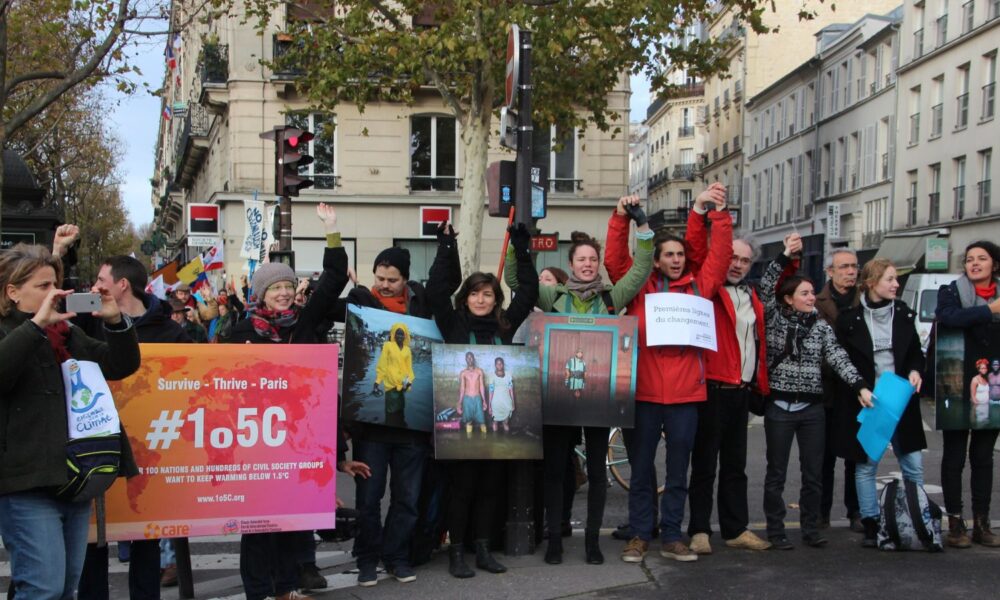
[874,233,939,275]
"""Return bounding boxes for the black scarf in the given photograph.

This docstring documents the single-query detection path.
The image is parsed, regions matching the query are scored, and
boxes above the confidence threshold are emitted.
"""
[829,284,856,312]
[779,307,818,361]
[468,314,503,344]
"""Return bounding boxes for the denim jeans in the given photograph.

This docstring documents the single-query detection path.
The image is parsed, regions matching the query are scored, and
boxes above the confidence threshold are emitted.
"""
[688,385,751,540]
[627,401,698,543]
[855,445,924,519]
[0,491,92,600]
[353,439,428,569]
[763,402,825,539]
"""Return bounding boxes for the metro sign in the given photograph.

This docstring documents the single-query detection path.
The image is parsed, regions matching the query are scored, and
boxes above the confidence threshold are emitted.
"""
[530,234,558,252]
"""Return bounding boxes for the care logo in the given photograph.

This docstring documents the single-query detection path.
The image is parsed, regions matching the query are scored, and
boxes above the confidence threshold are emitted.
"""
[143,523,161,539]
[144,522,190,539]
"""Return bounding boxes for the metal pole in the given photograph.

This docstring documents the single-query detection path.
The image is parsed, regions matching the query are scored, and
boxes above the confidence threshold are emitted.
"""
[278,194,292,252]
[506,27,535,557]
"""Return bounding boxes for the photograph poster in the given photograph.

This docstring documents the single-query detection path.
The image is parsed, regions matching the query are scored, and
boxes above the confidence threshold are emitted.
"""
[523,313,639,428]
[935,323,1000,430]
[342,304,443,432]
[432,344,543,460]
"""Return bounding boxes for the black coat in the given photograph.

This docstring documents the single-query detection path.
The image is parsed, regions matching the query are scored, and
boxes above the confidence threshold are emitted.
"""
[224,246,349,344]
[833,299,926,463]
[0,310,141,495]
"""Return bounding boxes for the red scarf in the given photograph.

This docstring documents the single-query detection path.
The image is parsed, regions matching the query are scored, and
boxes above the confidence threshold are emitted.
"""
[45,321,72,362]
[374,287,408,314]
[975,282,997,300]
[248,306,299,343]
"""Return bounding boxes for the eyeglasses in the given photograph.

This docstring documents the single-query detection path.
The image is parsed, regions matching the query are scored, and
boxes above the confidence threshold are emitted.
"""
[266,283,296,293]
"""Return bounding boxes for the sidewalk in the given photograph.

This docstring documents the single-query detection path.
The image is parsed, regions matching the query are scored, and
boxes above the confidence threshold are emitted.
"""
[322,535,650,600]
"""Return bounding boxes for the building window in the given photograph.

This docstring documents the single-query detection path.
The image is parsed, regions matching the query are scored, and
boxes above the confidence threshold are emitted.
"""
[963,0,975,34]
[286,112,337,189]
[979,148,993,214]
[930,75,944,137]
[410,115,458,192]
[929,163,942,223]
[679,189,693,208]
[958,64,971,128]
[909,86,921,144]
[533,124,578,192]
[984,53,997,120]
[955,156,967,219]
[907,174,918,226]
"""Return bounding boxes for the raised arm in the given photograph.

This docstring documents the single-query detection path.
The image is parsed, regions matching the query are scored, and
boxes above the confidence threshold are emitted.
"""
[604,200,633,284]
[685,183,727,273]
[426,223,462,336]
[301,204,350,329]
[760,234,802,318]
[693,206,735,300]
[503,224,539,332]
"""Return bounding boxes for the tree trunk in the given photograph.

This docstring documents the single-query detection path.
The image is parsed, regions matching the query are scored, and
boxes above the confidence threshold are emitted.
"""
[456,111,491,279]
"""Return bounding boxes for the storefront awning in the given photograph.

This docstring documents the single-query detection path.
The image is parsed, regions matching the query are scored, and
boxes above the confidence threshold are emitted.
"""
[874,233,939,274]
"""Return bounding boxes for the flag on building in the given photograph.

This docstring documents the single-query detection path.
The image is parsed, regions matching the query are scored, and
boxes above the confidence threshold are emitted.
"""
[165,42,177,70]
[163,104,172,121]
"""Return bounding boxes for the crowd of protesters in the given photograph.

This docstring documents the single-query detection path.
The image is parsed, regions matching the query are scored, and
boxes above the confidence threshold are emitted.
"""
[2,188,999,600]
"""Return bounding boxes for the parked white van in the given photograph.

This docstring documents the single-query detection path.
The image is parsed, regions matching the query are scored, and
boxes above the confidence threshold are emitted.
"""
[900,273,960,352]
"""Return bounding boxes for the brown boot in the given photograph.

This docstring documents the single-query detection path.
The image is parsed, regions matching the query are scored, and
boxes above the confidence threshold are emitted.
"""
[947,515,972,548]
[973,513,1000,547]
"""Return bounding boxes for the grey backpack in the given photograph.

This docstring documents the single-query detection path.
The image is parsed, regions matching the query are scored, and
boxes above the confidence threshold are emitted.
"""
[877,478,943,552]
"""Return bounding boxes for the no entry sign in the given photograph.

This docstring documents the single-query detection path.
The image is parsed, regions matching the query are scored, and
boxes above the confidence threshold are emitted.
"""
[505,25,520,110]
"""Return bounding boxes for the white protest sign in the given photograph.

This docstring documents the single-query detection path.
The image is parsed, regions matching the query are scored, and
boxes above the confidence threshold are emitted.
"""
[241,199,265,260]
[644,292,717,351]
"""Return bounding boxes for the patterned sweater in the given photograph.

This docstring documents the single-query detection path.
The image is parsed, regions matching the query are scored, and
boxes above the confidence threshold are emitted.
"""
[760,254,865,402]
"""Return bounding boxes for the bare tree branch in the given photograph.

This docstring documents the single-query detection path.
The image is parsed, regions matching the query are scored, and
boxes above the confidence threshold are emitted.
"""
[4,71,68,96]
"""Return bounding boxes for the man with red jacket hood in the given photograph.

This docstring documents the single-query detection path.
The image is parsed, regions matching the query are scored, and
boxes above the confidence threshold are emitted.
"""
[605,183,731,563]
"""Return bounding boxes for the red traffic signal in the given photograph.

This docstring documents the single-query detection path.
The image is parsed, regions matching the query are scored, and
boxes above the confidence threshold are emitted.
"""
[260,126,315,197]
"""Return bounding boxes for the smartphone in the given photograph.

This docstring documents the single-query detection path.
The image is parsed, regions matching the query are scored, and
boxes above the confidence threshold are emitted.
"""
[65,293,102,314]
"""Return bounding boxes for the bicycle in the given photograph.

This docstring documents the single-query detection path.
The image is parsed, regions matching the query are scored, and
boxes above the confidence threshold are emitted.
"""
[574,427,666,495]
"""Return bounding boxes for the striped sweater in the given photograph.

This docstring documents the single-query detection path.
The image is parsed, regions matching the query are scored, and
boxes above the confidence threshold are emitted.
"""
[759,254,865,402]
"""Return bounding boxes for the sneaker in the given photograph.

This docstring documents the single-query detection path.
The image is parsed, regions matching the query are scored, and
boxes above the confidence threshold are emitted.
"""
[803,533,828,547]
[620,537,649,563]
[357,564,378,587]
[724,530,772,551]
[298,562,327,590]
[387,564,417,583]
[660,541,698,562]
[768,535,794,550]
[688,533,712,555]
[277,592,313,600]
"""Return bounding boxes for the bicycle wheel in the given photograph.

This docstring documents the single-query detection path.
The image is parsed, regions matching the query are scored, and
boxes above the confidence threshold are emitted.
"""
[607,428,666,495]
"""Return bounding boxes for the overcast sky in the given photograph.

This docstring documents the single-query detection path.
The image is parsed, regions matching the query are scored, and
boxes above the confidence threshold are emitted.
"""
[111,43,653,229]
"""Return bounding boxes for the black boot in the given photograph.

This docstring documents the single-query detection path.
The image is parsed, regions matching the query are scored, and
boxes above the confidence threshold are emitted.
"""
[474,539,506,573]
[861,517,879,549]
[585,530,604,564]
[448,545,475,578]
[544,536,563,565]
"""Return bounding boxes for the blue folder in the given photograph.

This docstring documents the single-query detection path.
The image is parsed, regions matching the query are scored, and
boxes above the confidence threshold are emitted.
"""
[856,372,915,463]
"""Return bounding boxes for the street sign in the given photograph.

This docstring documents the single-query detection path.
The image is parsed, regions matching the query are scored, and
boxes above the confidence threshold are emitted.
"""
[0,231,35,250]
[505,25,520,110]
[530,234,558,252]
[826,202,841,239]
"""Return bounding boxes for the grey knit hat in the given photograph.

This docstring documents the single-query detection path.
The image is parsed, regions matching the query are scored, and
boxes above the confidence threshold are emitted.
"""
[251,263,296,301]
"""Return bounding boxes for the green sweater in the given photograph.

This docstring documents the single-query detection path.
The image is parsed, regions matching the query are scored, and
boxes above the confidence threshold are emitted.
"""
[505,234,654,314]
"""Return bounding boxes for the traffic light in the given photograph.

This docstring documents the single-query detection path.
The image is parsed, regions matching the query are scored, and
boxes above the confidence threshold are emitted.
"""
[260,126,314,197]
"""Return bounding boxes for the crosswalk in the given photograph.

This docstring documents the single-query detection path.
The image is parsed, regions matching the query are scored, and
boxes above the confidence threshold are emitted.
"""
[0,536,356,600]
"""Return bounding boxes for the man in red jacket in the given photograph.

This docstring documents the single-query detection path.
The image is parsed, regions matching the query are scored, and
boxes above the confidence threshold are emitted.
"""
[605,183,732,564]
[684,229,773,554]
